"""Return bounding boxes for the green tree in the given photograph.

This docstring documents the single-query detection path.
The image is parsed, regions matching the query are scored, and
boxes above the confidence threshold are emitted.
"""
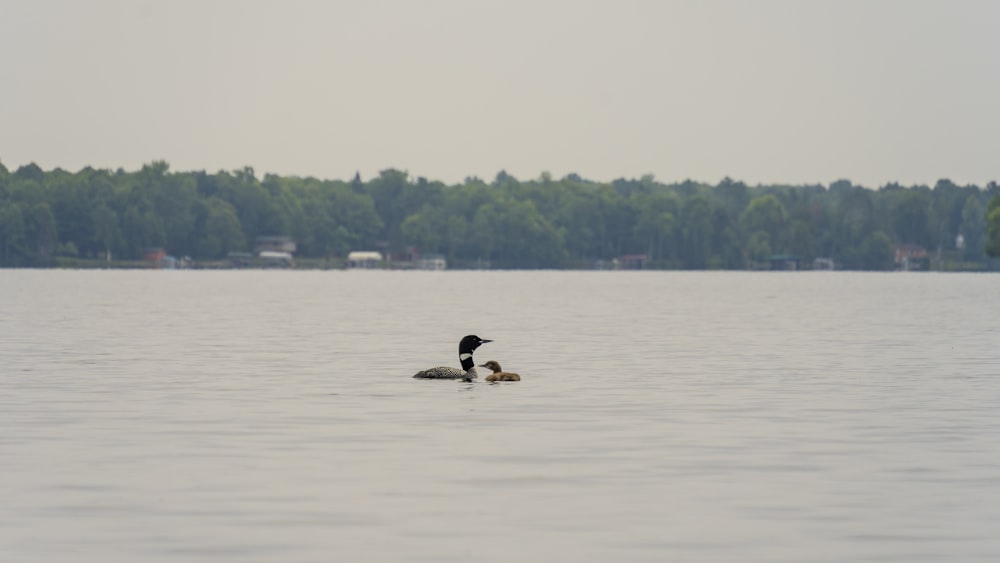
[196,197,246,258]
[745,231,772,263]
[678,194,713,268]
[14,162,44,182]
[634,204,676,262]
[325,183,383,255]
[555,189,609,261]
[890,189,932,246]
[367,169,433,253]
[959,195,986,259]
[986,195,1000,257]
[0,203,27,265]
[471,197,567,268]
[121,206,145,258]
[139,161,197,255]
[741,194,788,248]
[29,203,58,265]
[858,231,893,269]
[91,204,120,259]
[2,160,998,271]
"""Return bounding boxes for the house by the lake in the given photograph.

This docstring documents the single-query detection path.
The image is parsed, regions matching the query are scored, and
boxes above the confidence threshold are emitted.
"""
[415,254,447,270]
[894,244,928,271]
[259,250,294,268]
[614,254,647,270]
[768,254,801,271]
[347,251,384,269]
[255,236,296,254]
[254,236,296,268]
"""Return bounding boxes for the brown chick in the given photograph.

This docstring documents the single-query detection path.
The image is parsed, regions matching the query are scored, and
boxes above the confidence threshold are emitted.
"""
[478,360,521,382]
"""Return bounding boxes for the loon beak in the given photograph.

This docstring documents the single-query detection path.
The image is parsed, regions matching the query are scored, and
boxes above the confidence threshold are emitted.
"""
[480,339,493,344]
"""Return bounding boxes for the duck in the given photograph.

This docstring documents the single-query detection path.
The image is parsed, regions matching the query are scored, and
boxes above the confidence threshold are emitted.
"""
[478,360,521,382]
[413,335,492,381]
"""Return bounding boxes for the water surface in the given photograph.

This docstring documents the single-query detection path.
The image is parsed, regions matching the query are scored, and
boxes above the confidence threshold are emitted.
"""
[2,271,998,562]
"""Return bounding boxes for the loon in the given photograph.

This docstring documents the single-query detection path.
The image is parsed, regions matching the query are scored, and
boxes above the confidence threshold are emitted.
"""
[413,335,492,381]
[479,360,521,382]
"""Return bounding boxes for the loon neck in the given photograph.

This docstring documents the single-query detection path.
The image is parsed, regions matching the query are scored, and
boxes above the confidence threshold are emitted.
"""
[456,335,489,373]
[459,352,475,372]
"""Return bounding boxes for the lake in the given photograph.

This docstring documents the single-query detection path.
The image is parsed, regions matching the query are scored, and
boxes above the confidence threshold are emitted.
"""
[2,270,998,562]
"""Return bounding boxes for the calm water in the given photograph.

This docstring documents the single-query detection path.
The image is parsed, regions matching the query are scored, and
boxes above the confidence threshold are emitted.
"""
[2,270,998,562]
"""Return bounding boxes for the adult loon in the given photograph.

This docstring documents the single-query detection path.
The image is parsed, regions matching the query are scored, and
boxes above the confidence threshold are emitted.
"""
[478,360,521,382]
[413,335,492,381]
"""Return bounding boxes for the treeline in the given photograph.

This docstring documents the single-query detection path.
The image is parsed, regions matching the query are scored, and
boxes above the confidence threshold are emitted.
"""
[1,160,999,269]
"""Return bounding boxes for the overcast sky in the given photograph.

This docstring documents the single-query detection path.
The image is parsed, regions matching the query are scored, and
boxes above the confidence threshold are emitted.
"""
[1,0,997,187]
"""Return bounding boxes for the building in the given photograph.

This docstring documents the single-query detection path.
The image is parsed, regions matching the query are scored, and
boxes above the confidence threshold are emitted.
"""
[227,252,253,268]
[614,254,647,270]
[415,254,447,270]
[768,254,801,270]
[254,236,296,268]
[259,250,294,268]
[813,257,835,271]
[255,236,297,254]
[894,244,928,271]
[347,251,384,269]
[143,247,166,266]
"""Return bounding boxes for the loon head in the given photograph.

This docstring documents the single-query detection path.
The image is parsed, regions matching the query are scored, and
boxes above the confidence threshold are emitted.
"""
[478,360,502,373]
[459,335,492,355]
[458,335,491,372]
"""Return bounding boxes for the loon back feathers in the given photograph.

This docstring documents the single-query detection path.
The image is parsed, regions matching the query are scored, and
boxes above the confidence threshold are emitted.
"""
[412,366,471,379]
[478,360,521,382]
[413,335,492,380]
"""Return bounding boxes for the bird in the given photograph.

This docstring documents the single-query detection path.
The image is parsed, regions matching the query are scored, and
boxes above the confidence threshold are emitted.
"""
[478,360,521,382]
[413,335,492,381]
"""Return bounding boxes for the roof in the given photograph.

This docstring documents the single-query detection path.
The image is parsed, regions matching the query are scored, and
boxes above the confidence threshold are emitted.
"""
[259,251,293,260]
[347,251,383,261]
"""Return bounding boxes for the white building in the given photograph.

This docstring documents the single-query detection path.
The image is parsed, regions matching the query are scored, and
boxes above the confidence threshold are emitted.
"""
[347,251,384,269]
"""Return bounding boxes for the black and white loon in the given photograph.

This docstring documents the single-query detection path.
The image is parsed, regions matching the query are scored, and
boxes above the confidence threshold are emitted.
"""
[413,335,492,381]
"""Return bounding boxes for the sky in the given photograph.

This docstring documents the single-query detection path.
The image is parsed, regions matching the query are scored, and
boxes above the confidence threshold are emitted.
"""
[1,0,998,188]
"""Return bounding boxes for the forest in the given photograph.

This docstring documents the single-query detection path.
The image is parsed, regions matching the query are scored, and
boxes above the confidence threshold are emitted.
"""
[2,160,1000,270]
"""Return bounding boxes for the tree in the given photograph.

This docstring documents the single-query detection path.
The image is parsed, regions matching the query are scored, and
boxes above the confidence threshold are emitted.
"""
[959,195,986,260]
[91,204,119,259]
[471,197,567,268]
[556,189,609,261]
[858,231,893,270]
[367,169,432,252]
[121,206,145,259]
[325,183,383,255]
[29,203,58,265]
[741,194,788,247]
[784,220,816,258]
[745,231,772,263]
[0,203,27,265]
[986,195,1000,258]
[891,189,933,246]
[1,160,997,271]
[196,198,246,258]
[678,194,714,268]
[14,162,44,182]
[139,161,197,255]
[634,194,677,262]
[400,207,445,256]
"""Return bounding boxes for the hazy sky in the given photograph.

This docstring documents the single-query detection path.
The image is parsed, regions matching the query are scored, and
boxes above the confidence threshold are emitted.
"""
[2,0,997,187]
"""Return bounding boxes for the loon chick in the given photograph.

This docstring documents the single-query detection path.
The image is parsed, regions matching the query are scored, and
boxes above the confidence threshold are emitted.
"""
[413,335,492,381]
[479,360,521,382]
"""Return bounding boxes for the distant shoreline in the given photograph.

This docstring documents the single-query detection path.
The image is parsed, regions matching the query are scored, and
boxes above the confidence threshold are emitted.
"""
[6,258,997,273]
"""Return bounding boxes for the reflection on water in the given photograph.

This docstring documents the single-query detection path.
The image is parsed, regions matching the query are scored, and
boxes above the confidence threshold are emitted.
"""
[2,271,998,562]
